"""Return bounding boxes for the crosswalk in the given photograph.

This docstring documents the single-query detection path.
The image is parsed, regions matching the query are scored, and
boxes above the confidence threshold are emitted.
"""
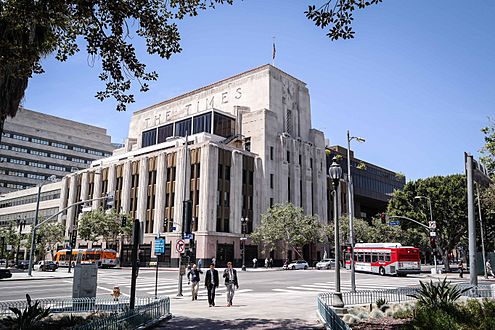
[96,274,253,298]
[272,276,468,294]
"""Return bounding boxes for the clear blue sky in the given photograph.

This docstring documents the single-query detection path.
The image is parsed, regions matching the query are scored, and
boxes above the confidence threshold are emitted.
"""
[22,0,495,181]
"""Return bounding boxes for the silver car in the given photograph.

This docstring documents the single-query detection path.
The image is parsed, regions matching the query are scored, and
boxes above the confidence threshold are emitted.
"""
[286,260,309,270]
[316,258,335,270]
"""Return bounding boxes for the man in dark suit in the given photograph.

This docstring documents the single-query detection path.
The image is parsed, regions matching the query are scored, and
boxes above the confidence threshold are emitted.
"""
[204,263,219,307]
[223,261,239,307]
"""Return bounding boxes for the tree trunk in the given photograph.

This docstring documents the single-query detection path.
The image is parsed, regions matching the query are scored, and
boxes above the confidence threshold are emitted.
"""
[0,66,29,136]
[443,249,450,272]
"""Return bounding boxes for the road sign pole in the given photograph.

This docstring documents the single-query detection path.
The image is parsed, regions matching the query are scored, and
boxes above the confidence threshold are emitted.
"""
[155,255,159,299]
[176,239,185,297]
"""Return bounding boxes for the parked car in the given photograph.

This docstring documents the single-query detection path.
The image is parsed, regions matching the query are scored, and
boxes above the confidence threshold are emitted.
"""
[17,260,30,270]
[316,258,336,270]
[33,261,58,272]
[0,269,12,279]
[285,260,309,270]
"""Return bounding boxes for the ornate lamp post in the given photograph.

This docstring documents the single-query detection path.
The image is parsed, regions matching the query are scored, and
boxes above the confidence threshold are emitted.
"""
[241,217,248,271]
[414,195,437,274]
[329,157,344,308]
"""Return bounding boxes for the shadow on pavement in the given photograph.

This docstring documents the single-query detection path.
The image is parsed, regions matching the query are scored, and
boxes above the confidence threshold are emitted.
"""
[154,316,324,329]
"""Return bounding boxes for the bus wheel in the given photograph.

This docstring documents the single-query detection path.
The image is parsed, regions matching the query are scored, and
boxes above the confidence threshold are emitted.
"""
[379,267,386,276]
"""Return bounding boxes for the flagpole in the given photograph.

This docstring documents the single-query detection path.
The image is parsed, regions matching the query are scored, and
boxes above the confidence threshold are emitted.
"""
[272,36,276,66]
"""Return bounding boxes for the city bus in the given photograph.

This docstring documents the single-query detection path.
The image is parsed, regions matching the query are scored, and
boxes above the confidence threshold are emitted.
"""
[345,243,421,276]
[54,248,118,268]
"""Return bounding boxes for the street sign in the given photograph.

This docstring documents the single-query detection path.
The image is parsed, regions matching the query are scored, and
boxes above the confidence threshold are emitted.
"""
[6,244,12,251]
[388,221,400,226]
[430,231,437,237]
[183,233,193,240]
[175,239,185,253]
[171,226,176,231]
[81,206,92,212]
[240,237,247,241]
[429,221,436,230]
[155,238,165,255]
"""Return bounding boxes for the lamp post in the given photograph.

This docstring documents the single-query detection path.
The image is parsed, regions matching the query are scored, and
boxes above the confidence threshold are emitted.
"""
[329,157,344,308]
[15,218,26,267]
[28,175,58,276]
[414,195,437,274]
[241,217,248,271]
[346,130,365,293]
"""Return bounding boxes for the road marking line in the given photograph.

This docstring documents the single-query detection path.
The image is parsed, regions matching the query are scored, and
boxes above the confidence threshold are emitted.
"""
[97,286,129,297]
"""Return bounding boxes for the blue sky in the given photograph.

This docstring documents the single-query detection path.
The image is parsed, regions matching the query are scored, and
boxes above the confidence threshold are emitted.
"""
[22,0,494,181]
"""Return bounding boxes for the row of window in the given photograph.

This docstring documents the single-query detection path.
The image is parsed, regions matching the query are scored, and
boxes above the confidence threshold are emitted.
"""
[345,252,392,263]
[353,173,403,195]
[0,156,72,172]
[0,190,61,209]
[0,142,94,164]
[0,168,52,181]
[2,131,111,157]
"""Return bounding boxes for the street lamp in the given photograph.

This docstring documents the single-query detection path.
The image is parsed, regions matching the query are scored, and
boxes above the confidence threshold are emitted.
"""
[241,217,248,271]
[28,175,58,276]
[329,157,344,308]
[347,130,365,293]
[15,217,26,267]
[414,195,437,274]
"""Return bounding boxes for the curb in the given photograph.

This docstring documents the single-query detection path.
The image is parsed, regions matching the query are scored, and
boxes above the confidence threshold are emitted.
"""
[140,313,173,329]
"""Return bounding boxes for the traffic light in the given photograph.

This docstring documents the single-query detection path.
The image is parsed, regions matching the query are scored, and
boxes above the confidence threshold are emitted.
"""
[105,192,115,210]
[70,230,77,248]
[183,200,192,236]
[121,215,127,227]
[380,213,387,224]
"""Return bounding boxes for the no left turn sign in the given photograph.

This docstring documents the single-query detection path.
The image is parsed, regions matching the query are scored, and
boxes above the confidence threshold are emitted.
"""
[176,239,185,253]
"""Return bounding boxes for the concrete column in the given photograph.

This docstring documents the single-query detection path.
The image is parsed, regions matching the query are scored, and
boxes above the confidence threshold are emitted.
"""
[108,164,116,194]
[198,145,218,232]
[136,157,149,230]
[80,172,89,203]
[174,147,189,232]
[154,153,167,234]
[121,161,132,213]
[92,169,102,209]
[65,175,78,236]
[253,157,263,228]
[230,150,243,234]
[58,176,69,224]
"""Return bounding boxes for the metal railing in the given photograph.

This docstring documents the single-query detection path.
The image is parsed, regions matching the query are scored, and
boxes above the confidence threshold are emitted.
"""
[0,296,156,317]
[317,294,351,330]
[321,284,494,307]
[77,297,170,330]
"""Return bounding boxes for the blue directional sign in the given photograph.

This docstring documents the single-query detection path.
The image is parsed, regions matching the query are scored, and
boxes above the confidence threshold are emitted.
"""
[183,234,193,240]
[388,221,401,226]
[155,238,165,255]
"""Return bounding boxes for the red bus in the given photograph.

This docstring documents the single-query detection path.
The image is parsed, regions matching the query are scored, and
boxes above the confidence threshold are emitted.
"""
[345,243,421,276]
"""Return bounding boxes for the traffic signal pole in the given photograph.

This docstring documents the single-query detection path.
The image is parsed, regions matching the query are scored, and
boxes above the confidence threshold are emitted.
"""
[130,219,140,309]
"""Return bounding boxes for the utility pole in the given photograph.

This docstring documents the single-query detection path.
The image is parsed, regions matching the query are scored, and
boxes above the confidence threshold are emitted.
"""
[130,219,140,309]
[465,153,477,287]
[177,131,189,297]
[476,183,487,278]
[27,185,43,276]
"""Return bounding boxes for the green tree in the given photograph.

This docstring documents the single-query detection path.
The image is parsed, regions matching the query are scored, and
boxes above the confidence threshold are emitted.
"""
[0,0,382,135]
[387,175,468,271]
[480,119,495,176]
[78,208,132,244]
[251,203,324,259]
[0,224,19,261]
[25,222,65,261]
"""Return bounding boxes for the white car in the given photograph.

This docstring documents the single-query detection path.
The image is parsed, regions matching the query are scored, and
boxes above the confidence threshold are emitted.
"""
[316,258,336,270]
[286,260,309,270]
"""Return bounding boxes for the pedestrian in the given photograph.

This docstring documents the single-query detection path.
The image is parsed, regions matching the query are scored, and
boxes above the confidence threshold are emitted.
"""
[197,258,203,271]
[252,257,257,268]
[204,263,219,307]
[212,257,216,266]
[223,261,239,307]
[458,260,464,278]
[187,264,203,301]
[283,259,288,270]
[486,260,495,278]
[269,257,273,268]
[265,257,269,268]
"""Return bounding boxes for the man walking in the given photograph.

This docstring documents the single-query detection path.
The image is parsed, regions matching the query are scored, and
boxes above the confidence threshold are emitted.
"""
[223,261,239,307]
[458,260,464,278]
[486,260,494,278]
[204,263,219,307]
[187,264,203,301]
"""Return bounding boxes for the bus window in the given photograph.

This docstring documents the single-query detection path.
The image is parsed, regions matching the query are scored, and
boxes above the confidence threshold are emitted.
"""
[365,254,371,263]
[378,254,384,261]
[372,254,378,262]
[345,253,350,261]
[354,254,358,262]
[357,254,364,262]
[385,254,391,262]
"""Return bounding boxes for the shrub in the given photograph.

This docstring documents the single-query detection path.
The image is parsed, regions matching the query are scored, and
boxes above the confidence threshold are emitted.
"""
[369,309,385,319]
[376,298,388,309]
[1,294,51,330]
[408,278,469,311]
[412,307,460,330]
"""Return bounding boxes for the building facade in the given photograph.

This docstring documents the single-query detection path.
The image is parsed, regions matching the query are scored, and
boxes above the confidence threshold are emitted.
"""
[0,65,404,267]
[0,108,115,193]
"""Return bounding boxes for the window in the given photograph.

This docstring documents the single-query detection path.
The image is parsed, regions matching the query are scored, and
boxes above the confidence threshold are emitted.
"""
[310,158,313,169]
[365,254,371,263]
[72,158,86,163]
[27,173,45,180]
[385,254,391,262]
[286,151,290,163]
[193,112,212,134]
[51,142,68,149]
[87,149,103,156]
[32,138,49,145]
[12,146,28,153]
[218,164,223,179]
[225,166,230,181]
[29,161,46,168]
[270,146,274,160]
[50,154,67,160]
[142,129,157,147]
[299,154,302,166]
[372,254,378,262]
[2,132,10,138]
[213,112,234,138]
[12,134,29,141]
[73,146,86,153]
[30,150,48,157]
[175,118,192,137]
[0,144,8,150]
[270,174,274,189]
[378,254,384,261]
[9,158,26,165]
[8,171,24,177]
[157,124,173,143]
[270,198,274,207]
[49,165,65,171]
